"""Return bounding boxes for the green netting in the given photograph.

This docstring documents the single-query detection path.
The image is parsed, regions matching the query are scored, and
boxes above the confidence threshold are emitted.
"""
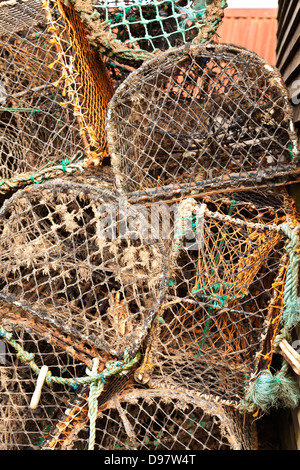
[96,0,218,50]
[60,0,228,68]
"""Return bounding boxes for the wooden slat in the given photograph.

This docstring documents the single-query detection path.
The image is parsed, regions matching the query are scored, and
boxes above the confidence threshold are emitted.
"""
[293,106,300,125]
[288,327,300,449]
[276,0,300,127]
[290,376,300,450]
[277,4,300,67]
[277,0,298,45]
[281,54,300,86]
[224,8,277,18]
[277,1,300,446]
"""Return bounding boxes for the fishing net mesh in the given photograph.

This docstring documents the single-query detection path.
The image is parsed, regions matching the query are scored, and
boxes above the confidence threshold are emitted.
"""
[41,0,227,167]
[0,182,168,357]
[94,0,222,53]
[0,302,257,450]
[0,184,297,450]
[47,0,227,69]
[130,189,298,404]
[41,388,256,450]
[0,304,95,450]
[43,0,115,166]
[0,0,86,189]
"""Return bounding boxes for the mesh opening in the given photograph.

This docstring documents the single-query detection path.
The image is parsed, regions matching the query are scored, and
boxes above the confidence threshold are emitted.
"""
[0,0,45,36]
[46,0,115,164]
[0,0,299,452]
[95,0,203,52]
[131,191,293,404]
[46,0,227,70]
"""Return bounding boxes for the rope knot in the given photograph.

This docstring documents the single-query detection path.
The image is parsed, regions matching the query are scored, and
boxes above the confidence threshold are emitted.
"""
[241,369,300,414]
[45,370,53,387]
[61,158,70,173]
[0,327,12,341]
[29,174,41,184]
[16,350,35,363]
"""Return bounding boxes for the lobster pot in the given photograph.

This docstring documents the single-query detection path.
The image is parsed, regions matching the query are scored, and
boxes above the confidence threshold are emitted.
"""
[93,0,226,66]
[135,190,295,405]
[107,43,299,197]
[0,0,86,184]
[0,306,92,450]
[41,387,256,450]
[0,182,168,358]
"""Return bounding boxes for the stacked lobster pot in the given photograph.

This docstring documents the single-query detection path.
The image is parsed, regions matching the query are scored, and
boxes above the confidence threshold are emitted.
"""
[0,0,299,451]
[105,27,300,448]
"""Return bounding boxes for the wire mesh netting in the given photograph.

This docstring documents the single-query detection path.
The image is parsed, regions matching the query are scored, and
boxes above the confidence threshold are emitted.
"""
[0,0,88,190]
[95,0,217,53]
[107,43,299,198]
[0,0,44,36]
[40,387,256,450]
[0,181,168,357]
[0,305,256,451]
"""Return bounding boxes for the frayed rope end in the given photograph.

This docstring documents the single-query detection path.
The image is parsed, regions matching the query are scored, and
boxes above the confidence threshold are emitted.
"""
[240,369,300,415]
[283,298,300,330]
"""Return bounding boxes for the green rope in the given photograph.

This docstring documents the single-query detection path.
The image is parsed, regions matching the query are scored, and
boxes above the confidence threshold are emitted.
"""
[0,325,140,449]
[86,350,139,450]
[280,223,300,331]
[0,151,85,195]
[29,175,43,184]
[87,357,106,450]
[0,107,40,114]
[61,158,71,173]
